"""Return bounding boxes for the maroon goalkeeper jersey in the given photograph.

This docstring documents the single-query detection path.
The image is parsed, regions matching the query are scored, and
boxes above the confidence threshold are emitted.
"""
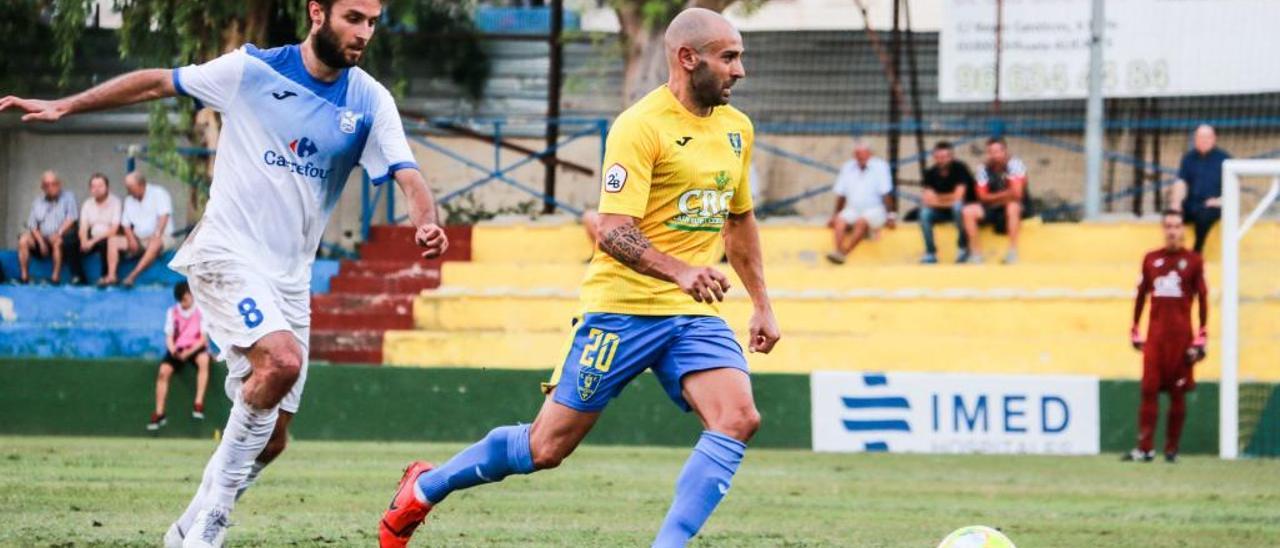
[1136,247,1206,339]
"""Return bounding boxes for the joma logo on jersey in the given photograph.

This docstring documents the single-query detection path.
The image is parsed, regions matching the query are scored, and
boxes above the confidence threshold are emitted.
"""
[667,189,736,232]
[289,137,319,158]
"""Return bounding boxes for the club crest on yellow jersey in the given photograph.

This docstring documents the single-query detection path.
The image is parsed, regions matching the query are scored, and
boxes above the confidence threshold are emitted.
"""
[727,132,743,157]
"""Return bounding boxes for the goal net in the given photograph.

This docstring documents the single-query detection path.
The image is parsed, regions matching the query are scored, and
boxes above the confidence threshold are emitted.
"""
[1220,160,1280,459]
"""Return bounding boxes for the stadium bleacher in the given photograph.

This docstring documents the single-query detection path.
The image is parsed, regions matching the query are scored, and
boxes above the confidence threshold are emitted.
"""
[382,220,1280,381]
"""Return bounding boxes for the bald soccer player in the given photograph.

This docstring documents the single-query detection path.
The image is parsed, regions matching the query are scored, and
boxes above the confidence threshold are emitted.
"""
[378,8,781,548]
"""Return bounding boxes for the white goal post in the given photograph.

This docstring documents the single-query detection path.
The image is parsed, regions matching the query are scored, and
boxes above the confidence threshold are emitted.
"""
[1219,159,1280,459]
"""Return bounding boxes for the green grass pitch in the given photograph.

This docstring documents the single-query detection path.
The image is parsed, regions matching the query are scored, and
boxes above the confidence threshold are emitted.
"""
[2,436,1279,547]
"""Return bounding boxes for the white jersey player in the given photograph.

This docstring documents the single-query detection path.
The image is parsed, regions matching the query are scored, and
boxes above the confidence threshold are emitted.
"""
[0,1,447,546]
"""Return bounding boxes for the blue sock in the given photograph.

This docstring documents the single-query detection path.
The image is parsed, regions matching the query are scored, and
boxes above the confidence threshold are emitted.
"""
[414,424,535,504]
[653,431,746,548]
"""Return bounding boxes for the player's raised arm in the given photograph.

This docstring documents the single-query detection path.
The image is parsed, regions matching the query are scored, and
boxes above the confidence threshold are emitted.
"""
[0,69,177,123]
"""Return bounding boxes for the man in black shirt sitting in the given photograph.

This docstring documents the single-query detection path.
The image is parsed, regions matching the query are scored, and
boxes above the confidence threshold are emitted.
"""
[918,141,976,264]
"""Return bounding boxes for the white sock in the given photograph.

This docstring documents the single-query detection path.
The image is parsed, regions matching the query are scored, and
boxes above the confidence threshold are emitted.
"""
[209,395,278,509]
[176,445,222,533]
[236,461,268,501]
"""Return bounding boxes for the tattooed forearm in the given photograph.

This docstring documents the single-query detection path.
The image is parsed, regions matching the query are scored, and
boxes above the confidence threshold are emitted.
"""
[601,223,652,269]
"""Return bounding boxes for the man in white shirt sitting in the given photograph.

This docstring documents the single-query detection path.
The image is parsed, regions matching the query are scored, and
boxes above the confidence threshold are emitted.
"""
[103,171,174,287]
[826,140,896,264]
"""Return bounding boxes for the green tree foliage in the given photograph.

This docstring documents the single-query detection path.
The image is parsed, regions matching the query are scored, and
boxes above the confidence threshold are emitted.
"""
[608,0,767,103]
[0,1,55,95]
[36,0,488,213]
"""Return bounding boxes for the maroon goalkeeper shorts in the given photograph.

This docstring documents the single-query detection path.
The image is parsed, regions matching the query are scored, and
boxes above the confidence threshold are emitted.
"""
[1142,336,1195,392]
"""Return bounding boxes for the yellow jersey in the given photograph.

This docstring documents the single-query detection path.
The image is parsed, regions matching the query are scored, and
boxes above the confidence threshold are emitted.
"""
[579,85,754,316]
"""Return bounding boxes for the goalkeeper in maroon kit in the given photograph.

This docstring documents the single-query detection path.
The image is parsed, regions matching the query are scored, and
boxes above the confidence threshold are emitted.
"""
[1126,210,1209,462]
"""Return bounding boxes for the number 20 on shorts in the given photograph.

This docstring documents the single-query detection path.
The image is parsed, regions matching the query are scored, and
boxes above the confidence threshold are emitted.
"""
[579,328,620,372]
[238,297,264,329]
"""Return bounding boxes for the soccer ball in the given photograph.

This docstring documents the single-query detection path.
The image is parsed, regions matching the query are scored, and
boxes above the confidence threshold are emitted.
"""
[937,525,1016,548]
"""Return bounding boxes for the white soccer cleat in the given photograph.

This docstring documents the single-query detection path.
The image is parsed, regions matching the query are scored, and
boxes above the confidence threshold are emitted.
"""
[163,522,185,548]
[183,506,230,548]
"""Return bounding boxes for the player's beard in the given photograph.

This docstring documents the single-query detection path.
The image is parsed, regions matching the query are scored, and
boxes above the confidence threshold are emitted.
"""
[313,17,358,69]
[690,60,730,108]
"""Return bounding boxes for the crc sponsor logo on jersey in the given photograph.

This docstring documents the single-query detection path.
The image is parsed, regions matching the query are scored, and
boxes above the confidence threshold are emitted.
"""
[665,171,736,232]
[263,136,332,180]
[668,187,736,232]
[1153,270,1184,298]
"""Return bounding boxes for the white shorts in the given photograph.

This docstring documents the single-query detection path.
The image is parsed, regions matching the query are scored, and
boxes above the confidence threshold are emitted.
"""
[183,260,311,414]
[838,206,888,230]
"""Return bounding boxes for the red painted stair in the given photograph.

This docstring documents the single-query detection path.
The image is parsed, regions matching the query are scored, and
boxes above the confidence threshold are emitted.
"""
[308,225,471,364]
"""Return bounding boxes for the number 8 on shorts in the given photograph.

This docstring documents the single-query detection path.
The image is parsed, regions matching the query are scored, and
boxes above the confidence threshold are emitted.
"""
[238,297,264,328]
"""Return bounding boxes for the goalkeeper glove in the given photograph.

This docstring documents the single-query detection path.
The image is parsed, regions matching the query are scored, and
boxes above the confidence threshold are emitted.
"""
[1186,327,1208,365]
[1130,325,1144,351]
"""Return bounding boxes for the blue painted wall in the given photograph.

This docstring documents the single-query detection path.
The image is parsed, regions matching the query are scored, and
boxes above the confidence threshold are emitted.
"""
[0,260,339,358]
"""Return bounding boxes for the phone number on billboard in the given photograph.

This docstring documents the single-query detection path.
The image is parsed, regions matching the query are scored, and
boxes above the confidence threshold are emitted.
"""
[953,59,1170,98]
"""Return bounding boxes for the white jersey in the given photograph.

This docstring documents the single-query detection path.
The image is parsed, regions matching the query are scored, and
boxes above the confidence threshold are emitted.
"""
[168,44,416,290]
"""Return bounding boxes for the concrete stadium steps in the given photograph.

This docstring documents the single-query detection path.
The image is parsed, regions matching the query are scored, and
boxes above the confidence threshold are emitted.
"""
[308,329,385,364]
[357,225,473,262]
[438,262,1278,296]
[326,271,442,294]
[308,225,473,364]
[387,289,1279,380]
[405,289,1278,338]
[467,220,1280,266]
[381,329,1277,381]
[310,294,417,331]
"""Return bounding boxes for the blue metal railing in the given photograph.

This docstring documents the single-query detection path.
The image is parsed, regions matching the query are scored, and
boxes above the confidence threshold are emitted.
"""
[359,116,609,235]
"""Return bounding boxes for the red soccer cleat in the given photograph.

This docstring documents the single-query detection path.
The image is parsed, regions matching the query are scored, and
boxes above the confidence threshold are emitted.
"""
[379,461,435,548]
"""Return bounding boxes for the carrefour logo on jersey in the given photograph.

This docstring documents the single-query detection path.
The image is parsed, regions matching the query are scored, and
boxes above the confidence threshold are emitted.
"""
[811,371,1100,455]
[290,137,318,158]
[262,136,332,180]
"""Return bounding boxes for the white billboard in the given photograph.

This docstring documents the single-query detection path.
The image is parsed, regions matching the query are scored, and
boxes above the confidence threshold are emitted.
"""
[939,0,1280,102]
[812,371,1099,454]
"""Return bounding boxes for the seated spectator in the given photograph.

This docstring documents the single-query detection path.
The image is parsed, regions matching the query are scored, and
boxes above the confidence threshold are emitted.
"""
[78,173,122,282]
[918,141,976,264]
[1167,124,1230,254]
[963,138,1028,264]
[17,170,84,284]
[149,281,210,431]
[826,140,896,264]
[104,172,174,288]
